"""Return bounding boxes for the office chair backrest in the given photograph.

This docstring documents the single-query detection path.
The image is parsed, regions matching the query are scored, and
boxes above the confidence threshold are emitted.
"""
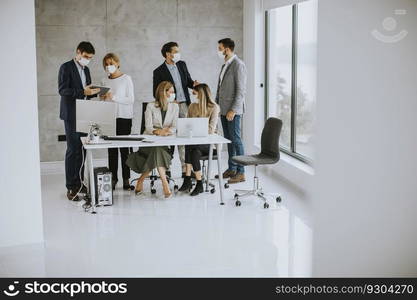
[261,117,282,161]
[140,102,149,134]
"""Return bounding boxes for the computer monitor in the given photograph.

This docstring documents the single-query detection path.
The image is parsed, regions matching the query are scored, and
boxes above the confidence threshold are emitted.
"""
[177,118,209,137]
[76,100,116,136]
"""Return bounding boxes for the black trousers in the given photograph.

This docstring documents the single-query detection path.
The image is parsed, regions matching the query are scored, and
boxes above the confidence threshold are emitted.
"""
[64,119,86,190]
[108,118,132,182]
[184,144,210,172]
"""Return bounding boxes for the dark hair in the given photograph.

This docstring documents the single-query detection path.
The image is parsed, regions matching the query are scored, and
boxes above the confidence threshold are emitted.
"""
[76,41,95,55]
[218,38,235,51]
[161,42,178,58]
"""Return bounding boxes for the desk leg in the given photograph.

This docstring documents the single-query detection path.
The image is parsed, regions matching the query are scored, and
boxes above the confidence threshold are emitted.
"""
[87,149,97,214]
[206,144,213,192]
[216,143,225,205]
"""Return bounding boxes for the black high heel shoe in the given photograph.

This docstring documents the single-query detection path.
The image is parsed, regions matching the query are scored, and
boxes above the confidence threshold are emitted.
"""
[190,180,204,196]
[179,176,192,192]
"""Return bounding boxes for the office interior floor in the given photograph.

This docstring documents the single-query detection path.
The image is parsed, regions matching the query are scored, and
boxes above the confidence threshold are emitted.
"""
[0,156,313,277]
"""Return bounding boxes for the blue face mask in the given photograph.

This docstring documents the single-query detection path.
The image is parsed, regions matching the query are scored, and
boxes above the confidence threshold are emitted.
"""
[167,93,176,102]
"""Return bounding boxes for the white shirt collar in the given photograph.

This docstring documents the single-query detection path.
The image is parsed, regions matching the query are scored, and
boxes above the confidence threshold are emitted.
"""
[224,54,236,66]
[74,58,84,70]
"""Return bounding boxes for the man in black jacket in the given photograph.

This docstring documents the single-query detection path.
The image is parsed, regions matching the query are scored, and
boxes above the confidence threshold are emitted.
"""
[58,41,100,201]
[153,42,198,176]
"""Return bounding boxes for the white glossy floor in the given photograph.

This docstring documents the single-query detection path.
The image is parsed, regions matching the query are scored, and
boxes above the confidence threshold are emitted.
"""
[0,158,313,277]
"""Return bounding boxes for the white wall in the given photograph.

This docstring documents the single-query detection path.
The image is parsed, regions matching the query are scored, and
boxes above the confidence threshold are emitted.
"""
[313,0,417,276]
[0,0,44,247]
[243,0,265,155]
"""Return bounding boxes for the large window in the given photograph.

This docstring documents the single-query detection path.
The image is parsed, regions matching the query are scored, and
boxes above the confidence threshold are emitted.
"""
[266,0,317,162]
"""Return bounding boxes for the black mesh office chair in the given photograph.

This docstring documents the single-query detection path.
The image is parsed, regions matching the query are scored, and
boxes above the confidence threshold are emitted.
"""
[129,102,178,194]
[232,117,283,208]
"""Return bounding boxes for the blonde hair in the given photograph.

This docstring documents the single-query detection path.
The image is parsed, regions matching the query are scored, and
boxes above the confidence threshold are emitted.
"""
[193,84,216,117]
[155,81,173,111]
[102,52,120,69]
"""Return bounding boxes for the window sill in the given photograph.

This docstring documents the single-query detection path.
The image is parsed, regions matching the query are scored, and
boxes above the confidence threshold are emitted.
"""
[253,144,314,191]
[280,151,315,176]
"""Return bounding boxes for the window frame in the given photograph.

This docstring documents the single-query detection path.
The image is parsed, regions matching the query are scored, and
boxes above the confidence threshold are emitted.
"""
[264,4,313,165]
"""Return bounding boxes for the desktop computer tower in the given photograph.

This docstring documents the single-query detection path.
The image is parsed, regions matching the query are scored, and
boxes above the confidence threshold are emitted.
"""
[93,167,113,206]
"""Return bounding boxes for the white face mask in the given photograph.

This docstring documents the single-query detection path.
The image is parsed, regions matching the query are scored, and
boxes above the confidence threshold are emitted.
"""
[106,64,117,74]
[167,93,176,102]
[79,57,90,66]
[172,52,181,63]
[217,50,226,60]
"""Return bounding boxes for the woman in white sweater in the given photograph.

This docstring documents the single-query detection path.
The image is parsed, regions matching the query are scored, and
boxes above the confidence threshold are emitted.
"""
[101,53,134,190]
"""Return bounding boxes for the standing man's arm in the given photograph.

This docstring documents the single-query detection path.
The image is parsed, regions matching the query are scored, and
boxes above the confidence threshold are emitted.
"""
[226,63,247,120]
[58,64,85,99]
[153,69,160,98]
[85,67,96,99]
[181,62,195,89]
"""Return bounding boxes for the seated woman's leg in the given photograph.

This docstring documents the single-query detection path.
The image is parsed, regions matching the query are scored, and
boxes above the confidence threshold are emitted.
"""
[126,147,168,194]
[135,170,151,194]
[157,166,171,198]
[189,146,207,196]
[184,145,194,176]
[179,145,196,192]
[143,146,172,197]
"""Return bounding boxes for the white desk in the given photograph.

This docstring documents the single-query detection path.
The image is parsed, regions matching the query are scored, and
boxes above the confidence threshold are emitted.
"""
[81,134,231,213]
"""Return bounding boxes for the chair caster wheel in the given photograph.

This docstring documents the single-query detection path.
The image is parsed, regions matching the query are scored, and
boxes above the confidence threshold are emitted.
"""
[210,188,215,194]
[129,185,135,191]
[151,189,156,194]
[234,193,238,199]
[235,200,241,207]
[225,183,229,189]
[276,196,282,203]
[264,203,269,209]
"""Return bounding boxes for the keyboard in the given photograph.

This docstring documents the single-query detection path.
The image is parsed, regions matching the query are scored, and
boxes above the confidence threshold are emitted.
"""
[102,136,145,141]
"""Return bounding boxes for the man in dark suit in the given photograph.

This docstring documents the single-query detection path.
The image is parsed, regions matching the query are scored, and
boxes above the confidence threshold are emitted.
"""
[58,41,100,201]
[153,42,198,176]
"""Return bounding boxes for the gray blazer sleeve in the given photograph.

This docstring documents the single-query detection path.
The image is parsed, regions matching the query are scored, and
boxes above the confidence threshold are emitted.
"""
[230,61,247,113]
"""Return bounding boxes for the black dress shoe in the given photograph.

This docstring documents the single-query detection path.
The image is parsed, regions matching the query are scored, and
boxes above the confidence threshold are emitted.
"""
[190,180,204,196]
[123,179,132,190]
[67,189,80,201]
[112,180,118,190]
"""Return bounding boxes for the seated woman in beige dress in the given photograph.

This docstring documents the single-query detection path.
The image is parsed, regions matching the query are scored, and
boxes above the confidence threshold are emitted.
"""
[126,81,179,198]
[178,83,220,196]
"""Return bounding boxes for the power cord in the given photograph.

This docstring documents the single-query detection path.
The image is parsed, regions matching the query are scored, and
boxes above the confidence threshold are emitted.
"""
[70,144,89,202]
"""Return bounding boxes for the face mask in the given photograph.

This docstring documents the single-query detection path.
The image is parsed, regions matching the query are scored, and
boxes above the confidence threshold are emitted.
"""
[106,65,117,74]
[173,53,181,63]
[217,50,226,60]
[167,93,176,102]
[79,57,90,66]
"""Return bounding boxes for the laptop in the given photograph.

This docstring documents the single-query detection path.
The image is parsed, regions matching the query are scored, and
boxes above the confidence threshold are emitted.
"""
[177,118,209,138]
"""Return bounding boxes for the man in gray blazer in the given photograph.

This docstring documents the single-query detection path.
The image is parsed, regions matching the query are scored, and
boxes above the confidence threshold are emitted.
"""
[215,38,247,184]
